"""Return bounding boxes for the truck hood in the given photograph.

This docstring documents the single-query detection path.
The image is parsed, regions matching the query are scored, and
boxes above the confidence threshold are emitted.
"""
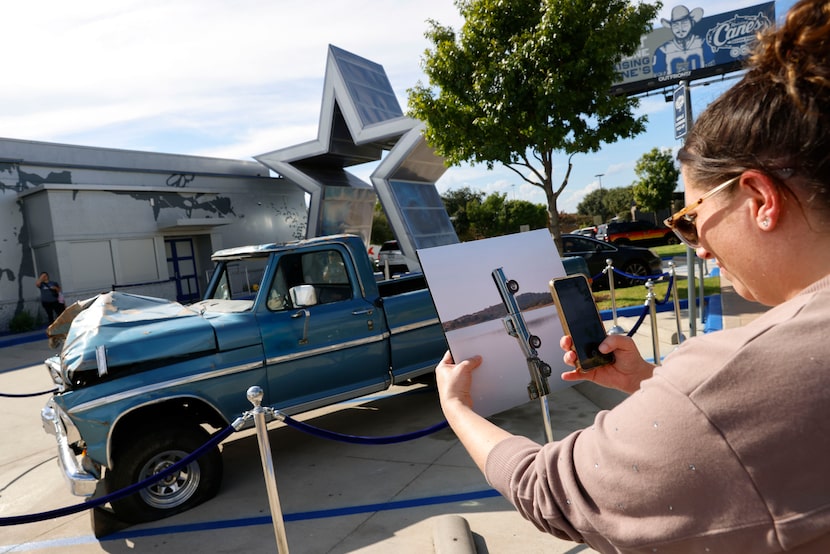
[55,291,217,387]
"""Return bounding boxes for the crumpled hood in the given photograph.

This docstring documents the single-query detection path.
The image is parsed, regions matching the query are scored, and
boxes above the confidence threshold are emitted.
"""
[57,291,217,383]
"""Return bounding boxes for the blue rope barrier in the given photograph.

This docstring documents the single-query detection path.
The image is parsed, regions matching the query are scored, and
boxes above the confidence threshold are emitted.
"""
[278,414,449,445]
[0,424,235,526]
[625,304,650,336]
[0,388,59,398]
[655,275,674,305]
[611,268,669,282]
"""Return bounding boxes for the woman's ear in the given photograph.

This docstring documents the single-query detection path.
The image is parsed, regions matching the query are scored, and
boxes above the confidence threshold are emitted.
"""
[739,170,782,231]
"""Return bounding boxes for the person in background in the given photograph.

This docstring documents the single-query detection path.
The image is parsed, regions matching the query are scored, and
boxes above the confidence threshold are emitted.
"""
[35,271,64,324]
[435,0,830,551]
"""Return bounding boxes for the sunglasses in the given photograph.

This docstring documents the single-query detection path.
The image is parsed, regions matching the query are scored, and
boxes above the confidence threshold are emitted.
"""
[663,176,740,248]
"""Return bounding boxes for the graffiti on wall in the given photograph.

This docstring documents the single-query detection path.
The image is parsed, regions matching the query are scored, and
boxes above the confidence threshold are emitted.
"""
[0,164,73,315]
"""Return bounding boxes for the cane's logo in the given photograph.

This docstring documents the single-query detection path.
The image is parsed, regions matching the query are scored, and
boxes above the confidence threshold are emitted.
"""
[706,11,772,57]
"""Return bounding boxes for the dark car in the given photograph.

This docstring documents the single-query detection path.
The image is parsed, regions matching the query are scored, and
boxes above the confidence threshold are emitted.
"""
[560,234,664,289]
[595,220,679,247]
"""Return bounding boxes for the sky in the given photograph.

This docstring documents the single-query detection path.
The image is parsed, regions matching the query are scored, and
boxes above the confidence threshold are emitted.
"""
[1,0,794,214]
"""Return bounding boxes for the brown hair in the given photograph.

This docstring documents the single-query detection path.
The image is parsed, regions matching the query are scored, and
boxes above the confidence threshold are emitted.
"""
[678,0,830,209]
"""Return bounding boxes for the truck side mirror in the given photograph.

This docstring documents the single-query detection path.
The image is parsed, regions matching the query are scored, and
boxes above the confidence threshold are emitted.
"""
[289,285,318,308]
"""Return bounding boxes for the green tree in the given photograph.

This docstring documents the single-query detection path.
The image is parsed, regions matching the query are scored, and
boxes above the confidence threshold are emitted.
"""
[577,189,606,222]
[441,186,485,241]
[603,186,636,220]
[632,147,679,219]
[370,201,394,244]
[505,199,547,233]
[576,185,634,222]
[468,192,508,238]
[408,0,660,250]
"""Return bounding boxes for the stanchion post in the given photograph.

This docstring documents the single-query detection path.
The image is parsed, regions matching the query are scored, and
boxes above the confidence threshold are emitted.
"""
[645,279,661,364]
[247,386,290,554]
[686,246,697,337]
[698,256,706,325]
[669,262,685,345]
[605,258,626,335]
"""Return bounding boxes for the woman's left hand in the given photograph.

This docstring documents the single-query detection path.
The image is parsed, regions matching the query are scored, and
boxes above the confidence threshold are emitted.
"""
[435,350,482,412]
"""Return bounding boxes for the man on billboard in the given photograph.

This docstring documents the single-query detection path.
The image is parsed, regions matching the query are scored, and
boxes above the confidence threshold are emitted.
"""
[652,5,715,77]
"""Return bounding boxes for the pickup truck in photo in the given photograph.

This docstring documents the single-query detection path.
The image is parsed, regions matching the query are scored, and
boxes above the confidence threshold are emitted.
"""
[40,234,447,523]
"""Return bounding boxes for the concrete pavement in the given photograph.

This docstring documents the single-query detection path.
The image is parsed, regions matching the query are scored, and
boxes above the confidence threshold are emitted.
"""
[0,271,766,554]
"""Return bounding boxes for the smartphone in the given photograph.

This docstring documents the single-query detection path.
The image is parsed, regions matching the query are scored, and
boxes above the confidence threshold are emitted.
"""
[549,275,615,372]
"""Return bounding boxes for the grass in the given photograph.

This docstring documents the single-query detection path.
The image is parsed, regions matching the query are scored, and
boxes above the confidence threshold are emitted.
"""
[593,244,720,310]
[594,276,721,311]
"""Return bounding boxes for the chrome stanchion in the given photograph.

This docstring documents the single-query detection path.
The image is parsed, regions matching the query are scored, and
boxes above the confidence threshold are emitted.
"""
[605,258,626,335]
[698,256,706,325]
[686,246,697,337]
[669,262,686,345]
[645,279,661,364]
[247,386,290,554]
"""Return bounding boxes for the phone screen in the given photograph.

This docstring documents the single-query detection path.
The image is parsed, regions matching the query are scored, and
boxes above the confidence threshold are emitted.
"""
[550,275,615,371]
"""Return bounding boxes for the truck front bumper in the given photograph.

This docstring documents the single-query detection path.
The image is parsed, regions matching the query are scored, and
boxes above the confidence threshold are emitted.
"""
[41,398,99,497]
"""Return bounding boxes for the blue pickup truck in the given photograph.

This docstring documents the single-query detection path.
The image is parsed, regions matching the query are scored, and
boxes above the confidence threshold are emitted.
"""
[40,234,447,523]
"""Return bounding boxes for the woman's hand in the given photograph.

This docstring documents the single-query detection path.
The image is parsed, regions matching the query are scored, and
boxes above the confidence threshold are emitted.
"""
[435,351,481,413]
[434,351,514,473]
[559,334,655,394]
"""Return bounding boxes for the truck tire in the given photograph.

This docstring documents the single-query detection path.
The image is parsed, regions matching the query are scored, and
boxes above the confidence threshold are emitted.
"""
[107,425,223,523]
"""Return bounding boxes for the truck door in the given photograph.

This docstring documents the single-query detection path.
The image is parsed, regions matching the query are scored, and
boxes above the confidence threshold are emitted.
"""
[256,248,391,410]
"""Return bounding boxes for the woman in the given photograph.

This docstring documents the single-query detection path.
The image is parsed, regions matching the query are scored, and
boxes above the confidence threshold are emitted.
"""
[35,271,65,324]
[436,1,830,552]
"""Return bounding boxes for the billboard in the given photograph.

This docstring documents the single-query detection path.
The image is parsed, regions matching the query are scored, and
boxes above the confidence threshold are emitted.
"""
[612,2,775,96]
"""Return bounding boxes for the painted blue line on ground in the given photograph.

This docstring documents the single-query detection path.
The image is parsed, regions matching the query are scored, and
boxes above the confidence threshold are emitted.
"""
[105,489,501,541]
[0,489,502,551]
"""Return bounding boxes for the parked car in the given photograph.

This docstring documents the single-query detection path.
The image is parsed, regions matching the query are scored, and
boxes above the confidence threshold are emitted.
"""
[377,240,409,274]
[560,234,664,289]
[571,226,597,238]
[595,220,679,247]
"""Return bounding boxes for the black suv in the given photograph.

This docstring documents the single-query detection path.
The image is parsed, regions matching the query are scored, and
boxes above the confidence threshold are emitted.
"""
[595,220,678,247]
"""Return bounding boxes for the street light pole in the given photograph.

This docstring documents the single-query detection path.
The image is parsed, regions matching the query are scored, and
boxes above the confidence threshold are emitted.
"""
[595,173,604,220]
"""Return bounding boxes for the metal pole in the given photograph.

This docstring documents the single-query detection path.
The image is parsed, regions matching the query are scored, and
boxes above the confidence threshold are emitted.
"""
[686,246,697,337]
[606,258,626,335]
[539,396,554,443]
[669,262,685,345]
[645,279,661,364]
[247,386,290,554]
[698,256,706,325]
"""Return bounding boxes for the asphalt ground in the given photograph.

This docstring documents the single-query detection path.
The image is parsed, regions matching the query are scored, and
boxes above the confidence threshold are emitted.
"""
[0,270,766,553]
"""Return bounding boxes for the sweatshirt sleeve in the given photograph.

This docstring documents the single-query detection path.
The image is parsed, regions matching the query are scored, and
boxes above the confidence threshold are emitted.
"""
[484,372,774,552]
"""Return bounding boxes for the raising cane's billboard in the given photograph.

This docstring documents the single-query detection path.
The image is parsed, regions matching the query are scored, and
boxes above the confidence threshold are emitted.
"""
[612,2,775,96]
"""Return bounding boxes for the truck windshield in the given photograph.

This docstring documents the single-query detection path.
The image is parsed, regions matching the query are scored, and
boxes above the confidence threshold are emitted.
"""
[209,258,269,301]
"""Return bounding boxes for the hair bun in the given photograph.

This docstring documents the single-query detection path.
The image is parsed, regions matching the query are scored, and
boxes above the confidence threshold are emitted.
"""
[750,0,830,107]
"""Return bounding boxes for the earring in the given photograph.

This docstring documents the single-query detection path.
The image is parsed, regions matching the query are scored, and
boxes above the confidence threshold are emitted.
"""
[762,217,770,228]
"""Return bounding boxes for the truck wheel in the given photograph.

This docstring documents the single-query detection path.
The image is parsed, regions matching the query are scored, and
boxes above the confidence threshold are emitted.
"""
[107,425,223,523]
[506,280,520,294]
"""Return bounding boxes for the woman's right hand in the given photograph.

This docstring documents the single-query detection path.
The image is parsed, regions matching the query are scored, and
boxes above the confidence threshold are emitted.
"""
[559,334,655,394]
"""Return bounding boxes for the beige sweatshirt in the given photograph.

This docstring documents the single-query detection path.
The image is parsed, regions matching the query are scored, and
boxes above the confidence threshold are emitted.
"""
[486,275,830,553]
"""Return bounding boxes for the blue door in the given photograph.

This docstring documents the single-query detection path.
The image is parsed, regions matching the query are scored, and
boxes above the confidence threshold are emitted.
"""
[165,238,200,303]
